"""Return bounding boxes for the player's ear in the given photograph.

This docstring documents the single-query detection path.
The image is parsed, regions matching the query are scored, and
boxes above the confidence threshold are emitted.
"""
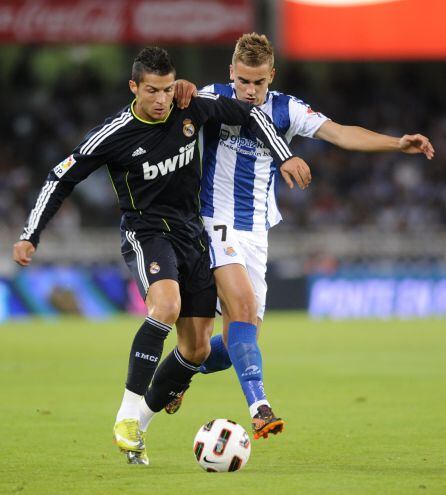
[129,80,138,96]
[229,64,235,81]
[269,68,275,84]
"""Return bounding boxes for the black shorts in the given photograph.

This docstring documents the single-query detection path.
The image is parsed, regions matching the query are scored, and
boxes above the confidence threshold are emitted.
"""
[121,225,216,318]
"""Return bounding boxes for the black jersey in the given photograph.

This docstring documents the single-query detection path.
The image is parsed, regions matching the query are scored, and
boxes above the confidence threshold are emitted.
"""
[20,92,293,247]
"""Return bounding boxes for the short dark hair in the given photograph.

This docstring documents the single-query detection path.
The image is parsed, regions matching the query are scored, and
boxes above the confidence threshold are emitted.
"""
[132,46,176,84]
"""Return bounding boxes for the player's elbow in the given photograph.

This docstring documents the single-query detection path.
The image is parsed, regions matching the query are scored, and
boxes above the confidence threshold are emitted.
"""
[320,123,355,150]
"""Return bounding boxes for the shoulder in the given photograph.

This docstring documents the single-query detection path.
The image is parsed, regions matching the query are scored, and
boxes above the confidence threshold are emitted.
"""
[79,106,133,155]
[269,91,321,123]
[196,90,220,101]
[188,92,220,116]
[96,105,133,130]
[269,91,309,109]
[201,83,234,98]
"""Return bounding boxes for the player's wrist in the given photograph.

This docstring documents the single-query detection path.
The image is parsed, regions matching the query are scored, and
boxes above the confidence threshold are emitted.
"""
[278,154,294,168]
[395,136,406,151]
[19,236,38,250]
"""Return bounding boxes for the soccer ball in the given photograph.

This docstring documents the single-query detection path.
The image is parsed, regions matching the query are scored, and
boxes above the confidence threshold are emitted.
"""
[193,419,251,472]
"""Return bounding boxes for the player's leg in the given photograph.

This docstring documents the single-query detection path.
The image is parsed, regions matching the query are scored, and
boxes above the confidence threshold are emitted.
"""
[140,235,217,426]
[201,279,264,373]
[114,279,181,464]
[201,225,284,438]
[199,218,254,374]
[215,263,284,439]
[198,220,260,383]
[114,233,180,464]
[116,279,180,417]
[233,238,283,439]
[202,236,270,420]
[140,316,214,429]
[199,263,256,374]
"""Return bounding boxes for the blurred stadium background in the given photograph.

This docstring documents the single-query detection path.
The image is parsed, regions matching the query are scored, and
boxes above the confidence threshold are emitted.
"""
[1,0,446,321]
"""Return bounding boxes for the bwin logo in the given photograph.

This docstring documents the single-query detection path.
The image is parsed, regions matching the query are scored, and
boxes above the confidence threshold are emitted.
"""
[135,352,158,362]
[142,140,196,180]
[241,365,260,377]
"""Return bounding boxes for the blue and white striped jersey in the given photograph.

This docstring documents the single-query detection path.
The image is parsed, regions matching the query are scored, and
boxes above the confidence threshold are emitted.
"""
[200,83,329,231]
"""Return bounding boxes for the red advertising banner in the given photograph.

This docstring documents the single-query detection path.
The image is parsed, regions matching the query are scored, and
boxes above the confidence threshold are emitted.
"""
[280,0,446,59]
[0,0,253,44]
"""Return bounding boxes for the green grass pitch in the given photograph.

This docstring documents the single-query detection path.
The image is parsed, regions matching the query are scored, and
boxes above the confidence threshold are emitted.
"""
[1,313,445,495]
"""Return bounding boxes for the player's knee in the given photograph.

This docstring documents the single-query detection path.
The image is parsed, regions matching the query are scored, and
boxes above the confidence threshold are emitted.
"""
[194,342,211,364]
[227,294,257,324]
[148,299,181,325]
[181,342,211,365]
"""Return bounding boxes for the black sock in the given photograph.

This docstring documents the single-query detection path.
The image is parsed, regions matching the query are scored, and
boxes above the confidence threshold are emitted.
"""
[125,316,171,395]
[144,347,200,412]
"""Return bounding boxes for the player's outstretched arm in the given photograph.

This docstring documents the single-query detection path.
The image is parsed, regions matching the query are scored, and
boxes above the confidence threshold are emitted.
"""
[13,240,36,266]
[280,157,312,190]
[315,121,435,159]
[174,80,197,109]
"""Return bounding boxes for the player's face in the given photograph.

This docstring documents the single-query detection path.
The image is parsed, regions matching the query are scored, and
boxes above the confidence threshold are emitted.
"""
[129,71,176,121]
[230,61,275,106]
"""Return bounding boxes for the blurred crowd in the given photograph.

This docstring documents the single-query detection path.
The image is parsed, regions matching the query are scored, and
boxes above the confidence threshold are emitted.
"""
[1,49,445,239]
[279,62,446,233]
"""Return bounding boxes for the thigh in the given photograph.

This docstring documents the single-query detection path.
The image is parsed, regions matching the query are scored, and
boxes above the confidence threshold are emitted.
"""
[239,235,268,320]
[214,263,257,324]
[212,227,267,322]
[121,230,179,300]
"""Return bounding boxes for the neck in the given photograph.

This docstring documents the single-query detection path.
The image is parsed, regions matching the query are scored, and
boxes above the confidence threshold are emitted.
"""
[131,99,172,124]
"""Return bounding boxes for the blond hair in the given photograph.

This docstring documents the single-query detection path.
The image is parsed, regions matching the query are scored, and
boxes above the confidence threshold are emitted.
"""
[232,33,274,68]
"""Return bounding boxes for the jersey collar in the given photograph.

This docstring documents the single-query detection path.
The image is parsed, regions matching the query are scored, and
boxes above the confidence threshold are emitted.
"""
[130,99,174,125]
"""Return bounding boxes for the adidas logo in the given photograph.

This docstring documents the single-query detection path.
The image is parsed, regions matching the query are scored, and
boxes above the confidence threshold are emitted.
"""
[132,147,146,157]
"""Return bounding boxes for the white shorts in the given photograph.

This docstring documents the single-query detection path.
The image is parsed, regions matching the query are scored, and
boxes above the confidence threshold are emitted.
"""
[203,216,268,319]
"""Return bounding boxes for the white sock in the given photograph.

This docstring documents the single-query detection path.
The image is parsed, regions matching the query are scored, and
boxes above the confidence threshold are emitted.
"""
[116,389,143,423]
[249,399,270,418]
[139,398,157,432]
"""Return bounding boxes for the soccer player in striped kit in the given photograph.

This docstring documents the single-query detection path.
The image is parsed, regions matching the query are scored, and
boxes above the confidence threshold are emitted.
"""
[12,46,312,465]
[169,33,434,440]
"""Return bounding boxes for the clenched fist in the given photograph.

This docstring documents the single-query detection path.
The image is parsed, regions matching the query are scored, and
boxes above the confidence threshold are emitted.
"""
[13,240,35,266]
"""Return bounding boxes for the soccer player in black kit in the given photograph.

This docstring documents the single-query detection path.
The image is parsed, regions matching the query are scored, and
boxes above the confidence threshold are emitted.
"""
[13,47,311,465]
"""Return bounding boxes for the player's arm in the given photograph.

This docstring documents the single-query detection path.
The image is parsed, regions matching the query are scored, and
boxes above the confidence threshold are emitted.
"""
[13,141,107,266]
[315,120,435,159]
[195,93,311,189]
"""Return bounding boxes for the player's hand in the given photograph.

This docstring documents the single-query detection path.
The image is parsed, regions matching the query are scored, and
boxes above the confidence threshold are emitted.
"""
[174,80,197,109]
[280,157,312,190]
[399,134,435,160]
[13,240,36,266]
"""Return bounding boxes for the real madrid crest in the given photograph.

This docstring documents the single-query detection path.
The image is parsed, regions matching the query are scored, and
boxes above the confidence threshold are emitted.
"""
[183,119,195,137]
[149,261,160,274]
